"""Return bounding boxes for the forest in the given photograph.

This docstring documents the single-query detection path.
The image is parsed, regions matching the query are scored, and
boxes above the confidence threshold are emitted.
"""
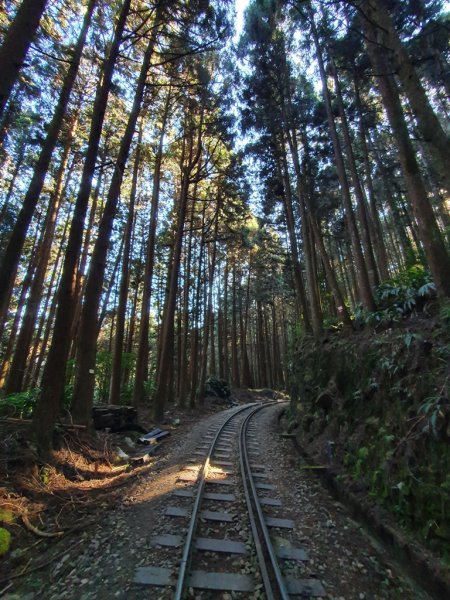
[0,0,450,561]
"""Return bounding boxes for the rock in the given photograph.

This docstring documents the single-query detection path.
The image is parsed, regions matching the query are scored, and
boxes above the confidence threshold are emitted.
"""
[115,448,129,461]
[204,376,231,399]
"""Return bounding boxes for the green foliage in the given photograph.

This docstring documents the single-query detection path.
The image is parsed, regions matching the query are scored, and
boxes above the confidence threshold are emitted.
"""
[0,388,40,418]
[403,331,422,349]
[289,317,450,559]
[418,395,449,440]
[376,265,435,313]
[354,266,436,326]
[440,300,450,328]
[0,509,14,524]
[40,466,51,486]
[353,446,369,478]
[0,528,11,556]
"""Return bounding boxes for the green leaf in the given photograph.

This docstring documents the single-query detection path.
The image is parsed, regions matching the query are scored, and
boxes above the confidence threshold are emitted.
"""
[0,528,11,556]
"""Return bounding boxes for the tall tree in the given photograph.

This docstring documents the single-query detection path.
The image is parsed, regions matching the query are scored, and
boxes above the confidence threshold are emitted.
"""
[71,4,166,425]
[360,6,450,299]
[0,0,97,329]
[32,0,132,453]
[357,0,450,195]
[0,0,49,117]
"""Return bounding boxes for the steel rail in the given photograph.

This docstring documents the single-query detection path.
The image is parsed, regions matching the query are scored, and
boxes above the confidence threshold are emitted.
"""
[173,402,257,600]
[239,402,290,600]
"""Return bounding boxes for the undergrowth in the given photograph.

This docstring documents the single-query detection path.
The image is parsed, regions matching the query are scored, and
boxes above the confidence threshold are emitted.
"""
[289,267,450,564]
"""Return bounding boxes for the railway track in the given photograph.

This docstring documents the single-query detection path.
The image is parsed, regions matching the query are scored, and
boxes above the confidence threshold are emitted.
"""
[133,401,325,598]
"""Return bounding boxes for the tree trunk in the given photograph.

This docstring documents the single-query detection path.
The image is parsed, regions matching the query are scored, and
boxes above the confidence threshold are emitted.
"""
[198,198,221,404]
[285,131,323,335]
[360,0,450,195]
[153,111,203,420]
[301,131,353,327]
[223,262,229,381]
[178,166,200,407]
[362,15,450,298]
[5,117,77,395]
[32,0,131,454]
[240,270,253,388]
[132,90,171,407]
[0,257,36,389]
[256,300,267,388]
[276,148,312,330]
[230,267,240,387]
[72,16,163,424]
[330,60,379,288]
[0,140,26,229]
[309,10,375,311]
[24,214,70,389]
[189,200,207,408]
[353,73,390,280]
[0,0,49,117]
[0,0,96,328]
[109,128,142,405]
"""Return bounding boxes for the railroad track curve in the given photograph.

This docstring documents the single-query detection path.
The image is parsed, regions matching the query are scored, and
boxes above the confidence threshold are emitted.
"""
[133,400,325,598]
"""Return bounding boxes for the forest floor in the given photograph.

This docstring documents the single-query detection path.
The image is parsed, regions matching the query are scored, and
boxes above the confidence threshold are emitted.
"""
[0,390,436,600]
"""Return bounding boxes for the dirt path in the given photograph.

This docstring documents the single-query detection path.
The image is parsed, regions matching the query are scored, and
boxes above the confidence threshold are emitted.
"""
[3,397,430,600]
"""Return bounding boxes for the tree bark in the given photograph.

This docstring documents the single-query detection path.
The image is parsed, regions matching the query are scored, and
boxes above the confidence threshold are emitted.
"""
[285,130,323,335]
[362,14,450,298]
[359,0,450,195]
[330,60,379,288]
[276,147,312,331]
[132,91,171,407]
[189,198,207,407]
[5,117,78,395]
[32,0,131,453]
[72,15,163,424]
[0,0,49,117]
[309,9,375,311]
[153,110,203,420]
[353,73,390,280]
[108,127,142,405]
[0,0,96,328]
[230,266,240,387]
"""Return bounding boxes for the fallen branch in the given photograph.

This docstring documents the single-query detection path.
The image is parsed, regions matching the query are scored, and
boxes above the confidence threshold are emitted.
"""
[0,582,13,597]
[0,418,86,429]
[21,513,64,538]
[0,502,63,538]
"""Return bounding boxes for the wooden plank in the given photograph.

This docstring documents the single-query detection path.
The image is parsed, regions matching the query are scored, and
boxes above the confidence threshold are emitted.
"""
[165,506,189,518]
[205,478,234,486]
[189,571,254,592]
[266,517,294,529]
[151,534,182,548]
[259,497,282,506]
[200,510,234,522]
[204,492,235,501]
[133,566,173,586]
[195,537,246,554]
[255,482,274,490]
[173,490,194,498]
[276,546,308,561]
[285,577,326,596]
